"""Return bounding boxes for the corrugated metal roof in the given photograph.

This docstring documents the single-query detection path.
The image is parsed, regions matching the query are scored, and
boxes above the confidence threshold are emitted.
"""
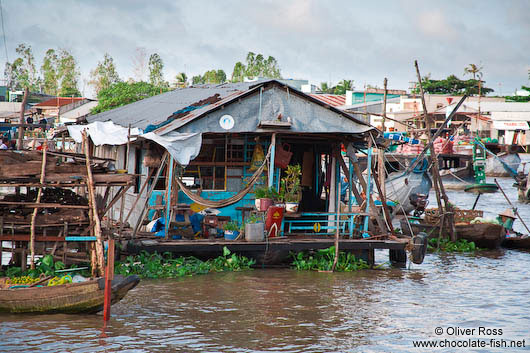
[35,97,85,108]
[88,79,373,133]
[309,94,346,107]
[88,81,261,130]
[60,101,99,122]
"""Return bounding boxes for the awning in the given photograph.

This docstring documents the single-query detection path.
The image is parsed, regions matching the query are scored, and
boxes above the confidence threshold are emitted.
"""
[140,131,202,166]
[67,121,141,145]
[492,121,529,130]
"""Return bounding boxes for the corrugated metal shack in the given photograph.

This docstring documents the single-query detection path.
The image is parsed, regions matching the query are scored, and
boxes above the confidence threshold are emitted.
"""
[84,79,411,266]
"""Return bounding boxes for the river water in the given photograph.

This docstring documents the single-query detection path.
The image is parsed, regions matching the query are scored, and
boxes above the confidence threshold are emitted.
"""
[1,177,529,352]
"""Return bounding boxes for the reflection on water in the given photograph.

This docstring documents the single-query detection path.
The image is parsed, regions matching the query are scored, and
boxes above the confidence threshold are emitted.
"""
[1,248,530,352]
[1,177,529,352]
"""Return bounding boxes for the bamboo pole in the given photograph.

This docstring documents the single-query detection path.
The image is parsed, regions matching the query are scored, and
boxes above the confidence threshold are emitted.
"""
[29,141,47,269]
[118,125,131,236]
[82,131,105,276]
[414,60,456,241]
[133,153,168,238]
[17,87,29,150]
[494,179,530,234]
[331,166,341,272]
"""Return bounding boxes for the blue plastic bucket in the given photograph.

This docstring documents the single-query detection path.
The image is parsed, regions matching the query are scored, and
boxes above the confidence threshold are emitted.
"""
[224,230,239,240]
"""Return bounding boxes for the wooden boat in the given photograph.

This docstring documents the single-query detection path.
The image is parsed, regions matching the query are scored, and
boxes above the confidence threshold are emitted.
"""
[502,235,530,250]
[0,274,139,314]
[400,219,506,249]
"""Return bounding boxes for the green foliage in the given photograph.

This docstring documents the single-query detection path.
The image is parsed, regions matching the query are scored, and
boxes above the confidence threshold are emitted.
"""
[41,49,59,95]
[427,238,478,252]
[192,69,227,85]
[148,53,167,87]
[230,52,281,82]
[463,63,483,80]
[91,81,169,114]
[245,213,263,225]
[254,186,279,200]
[173,72,188,88]
[414,74,493,96]
[114,249,255,278]
[291,247,369,272]
[223,221,239,231]
[4,43,38,90]
[333,79,354,95]
[57,49,81,96]
[89,53,121,95]
[505,86,530,102]
[283,164,301,203]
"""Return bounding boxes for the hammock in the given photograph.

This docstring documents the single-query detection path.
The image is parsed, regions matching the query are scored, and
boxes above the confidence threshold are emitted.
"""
[175,144,271,208]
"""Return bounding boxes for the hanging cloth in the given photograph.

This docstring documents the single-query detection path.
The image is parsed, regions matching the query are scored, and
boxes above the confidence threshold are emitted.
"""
[174,143,272,208]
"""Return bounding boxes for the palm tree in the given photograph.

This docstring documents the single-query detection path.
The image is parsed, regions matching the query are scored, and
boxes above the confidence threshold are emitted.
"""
[464,64,483,80]
[174,72,188,88]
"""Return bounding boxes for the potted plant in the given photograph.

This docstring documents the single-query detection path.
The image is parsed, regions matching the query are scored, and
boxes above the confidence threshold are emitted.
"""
[282,164,301,213]
[254,186,278,211]
[244,213,265,242]
[223,221,240,241]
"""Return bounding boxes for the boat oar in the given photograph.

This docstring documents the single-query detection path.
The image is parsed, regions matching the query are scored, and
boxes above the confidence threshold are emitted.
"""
[472,193,481,210]
[494,179,530,234]
[29,275,53,287]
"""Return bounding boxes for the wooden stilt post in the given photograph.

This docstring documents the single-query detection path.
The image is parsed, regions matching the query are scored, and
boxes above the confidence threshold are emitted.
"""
[133,153,168,238]
[82,131,105,276]
[415,60,456,241]
[29,140,47,269]
[103,237,115,321]
[118,125,131,236]
[331,167,341,272]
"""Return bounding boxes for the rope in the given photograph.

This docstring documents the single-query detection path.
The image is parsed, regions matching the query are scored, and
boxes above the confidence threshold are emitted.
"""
[175,144,272,208]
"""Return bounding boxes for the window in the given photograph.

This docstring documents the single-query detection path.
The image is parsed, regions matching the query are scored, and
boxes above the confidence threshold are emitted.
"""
[182,137,245,191]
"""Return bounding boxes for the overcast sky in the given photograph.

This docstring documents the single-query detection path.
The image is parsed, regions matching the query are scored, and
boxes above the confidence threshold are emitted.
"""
[1,0,529,98]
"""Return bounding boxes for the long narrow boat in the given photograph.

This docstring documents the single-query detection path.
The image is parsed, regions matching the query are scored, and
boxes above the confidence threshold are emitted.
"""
[400,219,506,249]
[0,275,139,314]
[502,235,530,250]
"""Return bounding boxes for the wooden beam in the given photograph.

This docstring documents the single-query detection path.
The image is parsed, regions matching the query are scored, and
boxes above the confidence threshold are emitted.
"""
[30,142,47,269]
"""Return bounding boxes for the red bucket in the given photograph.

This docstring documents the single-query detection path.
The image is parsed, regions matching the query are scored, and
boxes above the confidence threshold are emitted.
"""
[265,206,284,237]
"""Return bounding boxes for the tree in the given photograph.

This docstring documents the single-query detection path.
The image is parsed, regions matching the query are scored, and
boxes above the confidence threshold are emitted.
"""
[230,52,282,82]
[132,47,147,82]
[192,70,227,85]
[89,53,120,95]
[91,81,169,114]
[148,53,167,87]
[505,86,530,102]
[57,49,80,96]
[173,72,188,88]
[416,75,493,96]
[4,43,38,90]
[231,62,245,82]
[464,63,483,80]
[41,49,59,95]
[319,82,334,94]
[333,80,354,95]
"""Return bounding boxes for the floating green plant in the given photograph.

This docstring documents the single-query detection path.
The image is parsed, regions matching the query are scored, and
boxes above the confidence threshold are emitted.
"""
[114,247,255,278]
[428,238,479,252]
[290,246,369,272]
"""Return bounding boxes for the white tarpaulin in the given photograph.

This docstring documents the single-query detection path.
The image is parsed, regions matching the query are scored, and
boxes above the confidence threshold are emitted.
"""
[140,131,202,166]
[492,121,529,130]
[67,121,141,145]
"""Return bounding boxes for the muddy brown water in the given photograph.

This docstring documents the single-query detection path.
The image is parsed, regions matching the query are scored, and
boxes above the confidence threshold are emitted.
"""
[1,177,529,352]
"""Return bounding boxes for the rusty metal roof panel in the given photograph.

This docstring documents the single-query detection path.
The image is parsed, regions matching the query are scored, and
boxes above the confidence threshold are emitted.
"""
[87,81,264,130]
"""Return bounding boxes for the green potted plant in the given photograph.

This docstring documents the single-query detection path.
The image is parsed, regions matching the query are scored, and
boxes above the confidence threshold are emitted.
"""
[282,164,301,213]
[254,186,278,211]
[244,213,264,241]
[223,221,240,240]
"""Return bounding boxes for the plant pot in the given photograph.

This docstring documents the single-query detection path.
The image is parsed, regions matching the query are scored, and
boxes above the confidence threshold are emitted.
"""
[259,198,273,212]
[285,202,299,213]
[245,222,264,242]
[224,230,239,241]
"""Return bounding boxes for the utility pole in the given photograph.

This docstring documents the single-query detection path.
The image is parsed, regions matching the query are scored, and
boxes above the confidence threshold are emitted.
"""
[17,87,29,150]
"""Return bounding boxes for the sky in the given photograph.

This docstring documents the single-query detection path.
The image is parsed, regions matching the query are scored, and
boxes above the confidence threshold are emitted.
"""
[1,0,529,98]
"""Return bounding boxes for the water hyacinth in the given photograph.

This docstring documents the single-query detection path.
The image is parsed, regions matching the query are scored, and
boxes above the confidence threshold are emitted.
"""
[114,247,255,278]
[290,246,369,272]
